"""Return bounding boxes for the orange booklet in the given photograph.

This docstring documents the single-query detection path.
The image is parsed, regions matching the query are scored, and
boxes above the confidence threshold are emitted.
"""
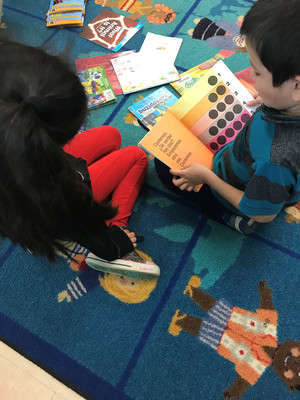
[139,60,257,190]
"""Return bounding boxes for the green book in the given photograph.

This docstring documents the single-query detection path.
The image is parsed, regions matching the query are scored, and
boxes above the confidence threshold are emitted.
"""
[78,65,117,109]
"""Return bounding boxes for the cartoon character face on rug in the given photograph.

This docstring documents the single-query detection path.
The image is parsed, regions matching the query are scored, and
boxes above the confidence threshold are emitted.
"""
[169,276,300,399]
[285,201,300,224]
[95,1,176,24]
[188,17,246,60]
[57,245,158,304]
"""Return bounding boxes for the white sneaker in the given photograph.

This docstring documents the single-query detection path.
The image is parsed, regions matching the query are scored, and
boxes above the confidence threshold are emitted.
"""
[85,251,160,280]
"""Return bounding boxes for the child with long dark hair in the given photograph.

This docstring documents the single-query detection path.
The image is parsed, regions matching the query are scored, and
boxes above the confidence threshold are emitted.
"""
[0,36,159,277]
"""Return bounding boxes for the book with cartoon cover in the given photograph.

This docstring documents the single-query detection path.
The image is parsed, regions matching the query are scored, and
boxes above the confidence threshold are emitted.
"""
[47,0,86,15]
[46,10,84,27]
[128,87,179,130]
[78,9,143,52]
[78,65,117,109]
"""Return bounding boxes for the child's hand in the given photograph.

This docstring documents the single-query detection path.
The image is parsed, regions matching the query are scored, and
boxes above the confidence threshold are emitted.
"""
[246,91,262,107]
[122,228,137,247]
[170,164,211,191]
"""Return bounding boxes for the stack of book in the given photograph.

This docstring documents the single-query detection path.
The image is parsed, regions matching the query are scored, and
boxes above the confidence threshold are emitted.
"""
[46,0,87,28]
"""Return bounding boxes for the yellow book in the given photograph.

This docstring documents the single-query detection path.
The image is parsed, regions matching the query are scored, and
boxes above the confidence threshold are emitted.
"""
[139,60,257,190]
[170,57,217,95]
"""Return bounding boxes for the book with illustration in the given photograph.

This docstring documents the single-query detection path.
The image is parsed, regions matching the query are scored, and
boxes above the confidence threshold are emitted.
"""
[111,52,180,94]
[75,50,135,95]
[78,65,117,109]
[129,87,179,130]
[138,61,257,190]
[170,58,217,95]
[78,9,143,52]
[47,0,86,15]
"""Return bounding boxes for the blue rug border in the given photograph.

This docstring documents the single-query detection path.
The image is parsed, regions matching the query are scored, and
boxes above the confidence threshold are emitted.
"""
[0,312,132,400]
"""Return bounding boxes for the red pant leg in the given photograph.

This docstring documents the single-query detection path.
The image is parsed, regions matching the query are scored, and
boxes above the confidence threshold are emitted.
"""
[63,126,149,227]
[87,146,149,227]
[63,126,121,165]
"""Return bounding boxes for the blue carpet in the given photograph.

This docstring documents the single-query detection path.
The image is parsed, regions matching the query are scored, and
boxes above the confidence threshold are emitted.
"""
[0,1,299,399]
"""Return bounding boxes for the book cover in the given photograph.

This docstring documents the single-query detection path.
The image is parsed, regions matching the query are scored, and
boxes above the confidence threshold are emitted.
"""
[47,10,84,27]
[75,50,135,95]
[47,0,86,15]
[170,58,217,95]
[129,87,179,130]
[78,65,117,109]
[111,52,180,94]
[78,9,143,52]
[139,60,258,190]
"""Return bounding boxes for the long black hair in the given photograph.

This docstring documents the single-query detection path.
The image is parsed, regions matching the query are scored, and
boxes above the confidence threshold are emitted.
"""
[241,0,300,86]
[0,38,117,262]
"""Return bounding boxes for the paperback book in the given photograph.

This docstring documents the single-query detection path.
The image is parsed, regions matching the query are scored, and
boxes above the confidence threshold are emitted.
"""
[128,87,179,130]
[138,61,258,190]
[78,65,117,109]
[47,0,86,15]
[170,58,217,95]
[111,52,180,94]
[75,50,135,95]
[78,9,143,52]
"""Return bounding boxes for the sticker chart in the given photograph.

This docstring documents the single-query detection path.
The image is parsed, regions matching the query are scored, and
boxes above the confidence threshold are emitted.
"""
[171,60,256,154]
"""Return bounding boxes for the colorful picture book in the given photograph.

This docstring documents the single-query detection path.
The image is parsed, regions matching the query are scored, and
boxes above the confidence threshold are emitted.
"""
[47,0,86,15]
[78,65,117,109]
[78,9,143,52]
[75,50,135,95]
[129,87,179,130]
[111,52,180,94]
[138,61,258,190]
[170,58,217,95]
[46,0,86,27]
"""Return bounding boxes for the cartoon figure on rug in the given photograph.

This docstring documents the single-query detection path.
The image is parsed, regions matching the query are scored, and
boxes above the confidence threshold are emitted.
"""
[96,0,176,24]
[57,243,158,303]
[188,17,246,59]
[285,201,300,224]
[169,277,300,399]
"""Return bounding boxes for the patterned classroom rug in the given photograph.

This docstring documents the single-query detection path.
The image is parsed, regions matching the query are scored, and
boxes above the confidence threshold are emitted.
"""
[0,1,299,399]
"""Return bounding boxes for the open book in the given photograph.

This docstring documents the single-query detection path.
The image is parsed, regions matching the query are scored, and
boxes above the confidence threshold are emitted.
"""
[139,60,257,190]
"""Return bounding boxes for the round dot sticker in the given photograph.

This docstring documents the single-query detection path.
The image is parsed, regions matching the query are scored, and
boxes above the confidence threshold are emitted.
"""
[241,113,251,123]
[233,120,243,130]
[210,142,219,151]
[233,104,243,114]
[224,95,234,105]
[209,126,219,136]
[216,85,226,95]
[208,75,218,86]
[217,118,226,129]
[209,109,218,119]
[225,111,234,121]
[217,102,226,112]
[225,128,235,137]
[217,135,226,145]
[208,93,218,103]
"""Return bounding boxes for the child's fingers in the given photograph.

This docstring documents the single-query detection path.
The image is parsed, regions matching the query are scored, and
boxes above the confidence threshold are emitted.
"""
[169,168,182,176]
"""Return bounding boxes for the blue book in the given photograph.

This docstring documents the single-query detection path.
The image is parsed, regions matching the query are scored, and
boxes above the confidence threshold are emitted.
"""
[129,87,178,130]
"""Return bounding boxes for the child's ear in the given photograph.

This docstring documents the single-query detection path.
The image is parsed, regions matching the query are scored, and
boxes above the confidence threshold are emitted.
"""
[293,75,300,101]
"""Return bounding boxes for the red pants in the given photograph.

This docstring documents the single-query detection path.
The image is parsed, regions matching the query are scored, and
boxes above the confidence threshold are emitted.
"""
[63,126,149,227]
